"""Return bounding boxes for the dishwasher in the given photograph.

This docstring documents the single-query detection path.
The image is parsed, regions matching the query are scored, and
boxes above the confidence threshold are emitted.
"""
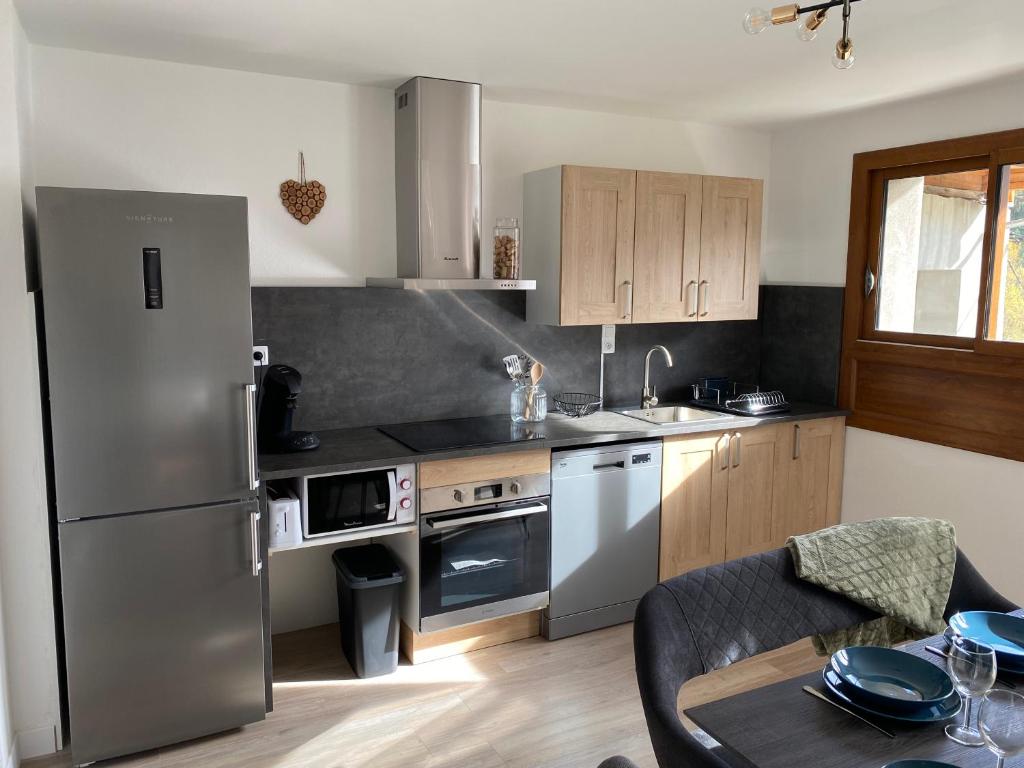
[543,441,662,640]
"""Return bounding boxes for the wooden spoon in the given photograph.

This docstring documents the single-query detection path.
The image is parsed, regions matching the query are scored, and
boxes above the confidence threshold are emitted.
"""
[530,362,544,385]
[526,362,544,420]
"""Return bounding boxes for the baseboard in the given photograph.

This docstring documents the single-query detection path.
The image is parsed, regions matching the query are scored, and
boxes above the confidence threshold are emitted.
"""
[541,599,638,640]
[400,610,541,664]
[15,724,57,762]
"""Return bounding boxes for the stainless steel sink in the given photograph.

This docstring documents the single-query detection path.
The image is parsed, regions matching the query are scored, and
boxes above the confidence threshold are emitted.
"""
[621,405,734,426]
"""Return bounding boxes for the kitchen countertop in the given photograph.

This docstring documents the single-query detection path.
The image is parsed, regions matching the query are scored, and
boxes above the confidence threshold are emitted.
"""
[259,402,848,481]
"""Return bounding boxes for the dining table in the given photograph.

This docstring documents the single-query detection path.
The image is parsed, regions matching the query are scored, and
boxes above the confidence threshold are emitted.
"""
[684,609,1024,768]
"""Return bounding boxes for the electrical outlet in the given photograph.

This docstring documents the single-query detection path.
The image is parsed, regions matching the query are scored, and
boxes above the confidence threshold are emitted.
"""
[252,345,270,367]
[601,325,615,354]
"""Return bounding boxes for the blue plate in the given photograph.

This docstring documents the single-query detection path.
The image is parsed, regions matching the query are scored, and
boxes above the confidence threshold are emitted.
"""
[882,762,959,768]
[946,612,1024,671]
[943,626,1024,675]
[822,667,962,723]
[830,646,954,713]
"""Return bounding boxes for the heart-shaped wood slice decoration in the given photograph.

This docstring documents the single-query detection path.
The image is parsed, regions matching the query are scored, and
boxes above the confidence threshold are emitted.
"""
[279,179,327,225]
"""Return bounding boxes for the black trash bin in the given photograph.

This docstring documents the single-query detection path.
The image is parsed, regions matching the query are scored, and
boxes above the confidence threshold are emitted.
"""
[332,544,405,678]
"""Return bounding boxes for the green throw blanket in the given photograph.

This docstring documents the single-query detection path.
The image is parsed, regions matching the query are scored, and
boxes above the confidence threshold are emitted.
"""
[787,517,957,655]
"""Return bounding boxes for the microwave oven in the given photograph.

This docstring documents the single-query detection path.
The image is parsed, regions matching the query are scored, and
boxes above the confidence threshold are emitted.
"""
[300,464,416,539]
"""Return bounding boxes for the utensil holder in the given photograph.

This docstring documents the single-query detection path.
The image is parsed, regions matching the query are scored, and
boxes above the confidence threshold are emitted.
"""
[511,382,546,423]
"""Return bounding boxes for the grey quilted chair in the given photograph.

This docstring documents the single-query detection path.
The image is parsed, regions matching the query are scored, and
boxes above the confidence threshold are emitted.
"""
[599,545,1017,768]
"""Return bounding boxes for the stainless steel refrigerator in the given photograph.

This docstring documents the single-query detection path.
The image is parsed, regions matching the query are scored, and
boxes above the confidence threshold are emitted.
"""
[36,188,266,766]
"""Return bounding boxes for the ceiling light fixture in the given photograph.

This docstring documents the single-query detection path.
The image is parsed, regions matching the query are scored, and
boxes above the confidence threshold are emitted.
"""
[744,0,862,69]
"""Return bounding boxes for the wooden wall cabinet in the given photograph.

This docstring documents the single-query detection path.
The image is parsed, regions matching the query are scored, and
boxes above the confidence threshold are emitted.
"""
[524,165,763,326]
[659,417,845,581]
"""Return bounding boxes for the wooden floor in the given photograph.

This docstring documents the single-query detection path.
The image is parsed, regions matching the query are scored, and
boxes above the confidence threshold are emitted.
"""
[26,622,824,768]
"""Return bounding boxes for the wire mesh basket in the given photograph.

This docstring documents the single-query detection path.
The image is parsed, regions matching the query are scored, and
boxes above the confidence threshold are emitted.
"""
[553,392,602,418]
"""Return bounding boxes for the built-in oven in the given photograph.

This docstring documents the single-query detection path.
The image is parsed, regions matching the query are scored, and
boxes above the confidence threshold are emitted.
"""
[418,473,550,632]
[300,464,416,539]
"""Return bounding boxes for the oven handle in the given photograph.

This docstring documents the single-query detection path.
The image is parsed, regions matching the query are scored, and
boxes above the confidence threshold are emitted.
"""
[425,502,548,531]
[387,470,398,521]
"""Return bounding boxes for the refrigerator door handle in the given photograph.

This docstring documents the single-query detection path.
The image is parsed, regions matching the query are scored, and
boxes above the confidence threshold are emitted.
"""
[249,508,263,576]
[244,384,259,491]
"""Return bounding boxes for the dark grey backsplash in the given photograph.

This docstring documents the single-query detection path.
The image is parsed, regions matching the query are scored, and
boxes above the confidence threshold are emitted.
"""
[759,285,844,406]
[251,285,844,431]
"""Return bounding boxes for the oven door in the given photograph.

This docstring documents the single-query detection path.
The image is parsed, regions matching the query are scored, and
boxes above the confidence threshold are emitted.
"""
[419,498,550,632]
[302,468,397,538]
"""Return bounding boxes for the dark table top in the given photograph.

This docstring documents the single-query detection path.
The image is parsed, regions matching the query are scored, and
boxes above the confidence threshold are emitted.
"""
[259,401,847,480]
[685,610,1024,768]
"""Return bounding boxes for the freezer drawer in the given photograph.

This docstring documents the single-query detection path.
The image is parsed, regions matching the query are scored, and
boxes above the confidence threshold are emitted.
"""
[547,442,662,638]
[59,501,265,765]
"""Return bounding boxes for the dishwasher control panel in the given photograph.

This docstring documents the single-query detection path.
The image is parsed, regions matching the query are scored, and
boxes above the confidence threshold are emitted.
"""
[552,441,662,480]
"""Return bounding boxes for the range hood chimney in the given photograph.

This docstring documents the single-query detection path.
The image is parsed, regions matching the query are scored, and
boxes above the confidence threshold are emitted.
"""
[366,77,535,290]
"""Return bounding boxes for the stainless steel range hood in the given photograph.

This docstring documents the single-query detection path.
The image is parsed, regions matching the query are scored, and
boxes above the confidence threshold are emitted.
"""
[366,77,535,291]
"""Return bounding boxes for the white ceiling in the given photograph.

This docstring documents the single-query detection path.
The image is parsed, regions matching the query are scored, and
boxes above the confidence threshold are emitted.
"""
[15,0,1024,128]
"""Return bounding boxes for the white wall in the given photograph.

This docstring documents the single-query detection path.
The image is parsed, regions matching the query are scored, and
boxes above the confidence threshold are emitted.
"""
[843,429,1024,605]
[766,75,1024,600]
[765,73,1024,287]
[29,45,396,287]
[0,13,18,766]
[28,46,772,286]
[0,4,61,764]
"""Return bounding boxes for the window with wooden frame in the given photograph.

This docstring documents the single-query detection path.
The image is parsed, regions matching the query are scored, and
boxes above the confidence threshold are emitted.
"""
[840,128,1024,462]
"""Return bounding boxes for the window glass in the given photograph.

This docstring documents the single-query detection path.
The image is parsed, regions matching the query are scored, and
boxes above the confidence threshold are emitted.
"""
[986,164,1024,344]
[876,169,988,337]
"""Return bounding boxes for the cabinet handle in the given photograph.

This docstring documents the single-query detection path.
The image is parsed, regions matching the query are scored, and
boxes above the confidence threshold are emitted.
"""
[732,432,742,468]
[622,281,633,319]
[793,423,801,460]
[699,280,710,317]
[687,280,699,318]
[719,433,731,471]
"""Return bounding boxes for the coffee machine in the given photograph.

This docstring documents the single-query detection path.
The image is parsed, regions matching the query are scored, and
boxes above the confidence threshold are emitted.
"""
[257,364,320,453]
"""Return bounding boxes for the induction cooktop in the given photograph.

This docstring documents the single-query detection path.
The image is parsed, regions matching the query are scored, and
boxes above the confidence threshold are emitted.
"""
[379,415,547,453]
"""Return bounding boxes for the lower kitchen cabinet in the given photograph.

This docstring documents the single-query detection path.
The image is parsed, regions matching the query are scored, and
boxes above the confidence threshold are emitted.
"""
[771,417,845,542]
[724,425,784,561]
[659,417,845,580]
[658,432,728,580]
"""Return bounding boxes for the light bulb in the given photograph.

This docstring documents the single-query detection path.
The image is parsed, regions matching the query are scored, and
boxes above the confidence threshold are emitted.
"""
[796,17,817,41]
[832,38,855,69]
[797,9,826,42]
[743,7,772,35]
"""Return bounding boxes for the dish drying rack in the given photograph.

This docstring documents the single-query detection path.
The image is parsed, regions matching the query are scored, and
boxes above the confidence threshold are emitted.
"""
[690,382,791,416]
[724,391,789,414]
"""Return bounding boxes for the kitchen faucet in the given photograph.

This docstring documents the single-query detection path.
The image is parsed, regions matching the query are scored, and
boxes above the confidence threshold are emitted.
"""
[642,345,674,408]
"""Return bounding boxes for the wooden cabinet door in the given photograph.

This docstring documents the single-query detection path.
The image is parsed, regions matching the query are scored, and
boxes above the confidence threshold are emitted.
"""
[632,171,703,324]
[559,166,637,325]
[771,417,845,545]
[698,176,763,321]
[724,425,782,560]
[659,432,729,580]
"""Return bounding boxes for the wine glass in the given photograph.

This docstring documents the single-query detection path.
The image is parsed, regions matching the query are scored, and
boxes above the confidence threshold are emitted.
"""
[945,635,998,746]
[979,689,1024,768]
